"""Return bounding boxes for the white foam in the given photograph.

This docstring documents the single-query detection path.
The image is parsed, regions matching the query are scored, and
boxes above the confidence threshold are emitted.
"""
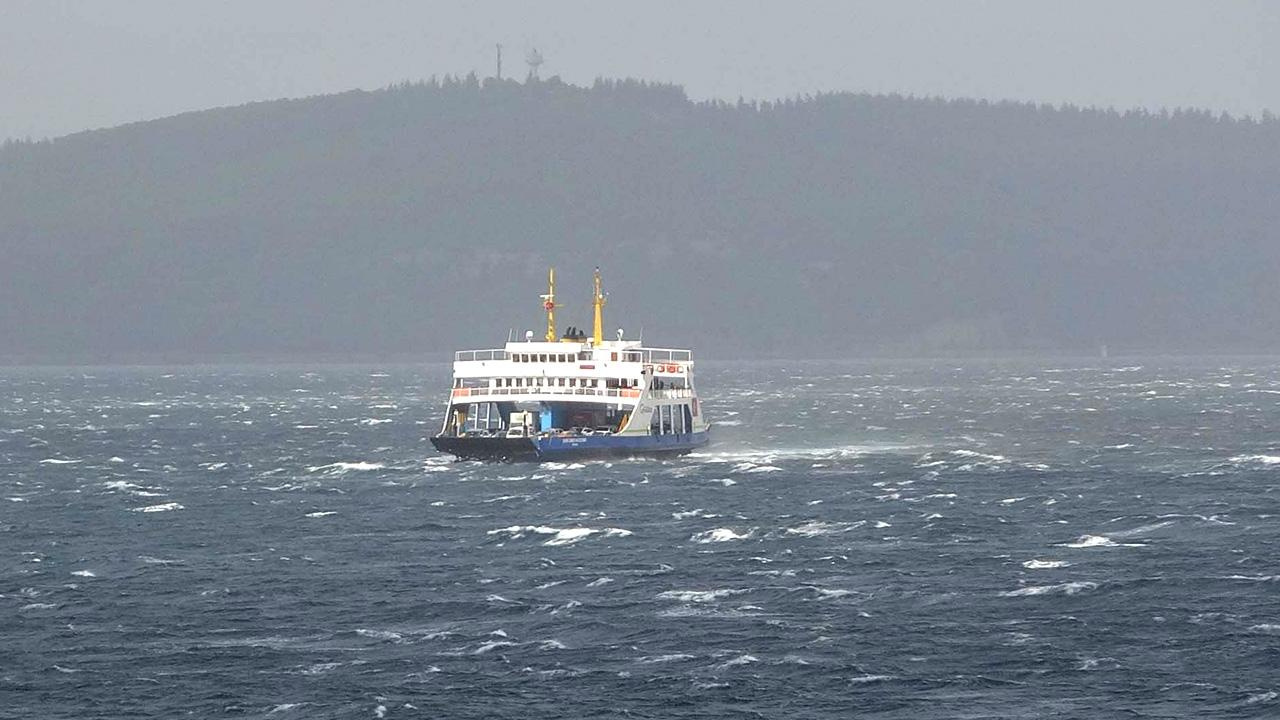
[132,502,184,513]
[657,589,745,603]
[487,525,632,546]
[848,674,896,684]
[70,570,96,578]
[308,461,385,473]
[950,449,1007,462]
[1060,534,1145,548]
[138,555,180,565]
[38,458,80,465]
[1230,454,1280,466]
[1023,559,1071,569]
[716,654,759,669]
[472,640,516,654]
[356,628,404,642]
[1000,581,1097,597]
[690,528,752,543]
[784,521,858,537]
[304,511,337,518]
[637,653,696,664]
[586,577,614,587]
[1249,624,1280,634]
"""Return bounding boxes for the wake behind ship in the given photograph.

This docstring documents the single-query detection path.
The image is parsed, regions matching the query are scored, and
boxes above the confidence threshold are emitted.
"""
[430,268,710,461]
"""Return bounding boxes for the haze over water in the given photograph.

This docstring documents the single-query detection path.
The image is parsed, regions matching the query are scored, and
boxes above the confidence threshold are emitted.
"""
[4,359,1279,717]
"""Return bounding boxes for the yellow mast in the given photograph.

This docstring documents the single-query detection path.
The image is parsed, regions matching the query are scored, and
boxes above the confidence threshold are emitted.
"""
[541,267,558,342]
[592,266,606,345]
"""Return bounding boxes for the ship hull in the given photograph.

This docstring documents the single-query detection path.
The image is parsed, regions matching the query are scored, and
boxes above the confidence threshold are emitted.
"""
[431,431,710,462]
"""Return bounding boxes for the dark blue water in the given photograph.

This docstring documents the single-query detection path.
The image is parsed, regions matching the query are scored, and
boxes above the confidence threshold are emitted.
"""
[3,360,1279,718]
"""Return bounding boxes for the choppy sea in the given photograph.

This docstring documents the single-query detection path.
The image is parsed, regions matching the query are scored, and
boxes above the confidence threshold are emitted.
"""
[3,359,1279,718]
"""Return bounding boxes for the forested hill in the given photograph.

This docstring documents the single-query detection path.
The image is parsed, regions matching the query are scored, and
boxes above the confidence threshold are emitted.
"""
[2,75,1277,362]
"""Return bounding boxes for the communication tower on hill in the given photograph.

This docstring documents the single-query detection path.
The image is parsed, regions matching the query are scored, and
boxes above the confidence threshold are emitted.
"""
[526,48,544,80]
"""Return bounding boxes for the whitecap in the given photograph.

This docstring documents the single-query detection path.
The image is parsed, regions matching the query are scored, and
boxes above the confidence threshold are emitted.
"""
[1060,534,1145,548]
[307,461,385,473]
[637,653,696,664]
[138,555,181,565]
[70,570,96,578]
[472,640,516,654]
[486,525,632,546]
[131,502,184,513]
[539,639,568,650]
[848,674,896,684]
[657,589,745,603]
[1229,454,1280,466]
[1249,624,1280,634]
[1000,581,1097,597]
[715,654,759,669]
[356,628,404,642]
[359,418,392,425]
[690,528,752,543]
[784,520,858,537]
[1023,559,1071,569]
[304,511,337,518]
[586,577,614,587]
[38,458,80,465]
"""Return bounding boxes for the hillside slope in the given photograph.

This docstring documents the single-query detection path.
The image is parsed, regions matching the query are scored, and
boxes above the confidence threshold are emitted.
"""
[2,76,1277,361]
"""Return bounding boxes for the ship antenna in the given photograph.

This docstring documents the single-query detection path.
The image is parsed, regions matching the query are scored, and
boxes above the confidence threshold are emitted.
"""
[592,266,607,345]
[541,267,558,342]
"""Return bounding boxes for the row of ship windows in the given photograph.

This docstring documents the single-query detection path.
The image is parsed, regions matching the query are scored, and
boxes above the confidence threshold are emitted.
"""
[510,351,644,363]
[454,377,643,389]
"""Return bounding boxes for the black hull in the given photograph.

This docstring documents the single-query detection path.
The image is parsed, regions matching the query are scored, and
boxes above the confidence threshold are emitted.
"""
[430,436,540,461]
[431,431,710,462]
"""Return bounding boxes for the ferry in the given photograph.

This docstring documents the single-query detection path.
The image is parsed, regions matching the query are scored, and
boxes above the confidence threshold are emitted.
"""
[430,268,710,461]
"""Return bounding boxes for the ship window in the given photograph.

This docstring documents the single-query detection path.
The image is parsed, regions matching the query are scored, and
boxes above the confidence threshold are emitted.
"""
[557,378,565,386]
[611,352,618,361]
[578,352,590,361]
[590,379,598,388]
[515,378,523,387]
[569,378,577,387]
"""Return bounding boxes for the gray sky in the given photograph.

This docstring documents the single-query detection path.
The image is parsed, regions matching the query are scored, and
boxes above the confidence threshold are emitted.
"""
[3,0,1277,141]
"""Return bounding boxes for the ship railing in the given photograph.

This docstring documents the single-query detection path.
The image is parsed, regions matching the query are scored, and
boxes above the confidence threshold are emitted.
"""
[647,388,695,399]
[639,347,693,363]
[454,349,508,362]
[452,387,642,400]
